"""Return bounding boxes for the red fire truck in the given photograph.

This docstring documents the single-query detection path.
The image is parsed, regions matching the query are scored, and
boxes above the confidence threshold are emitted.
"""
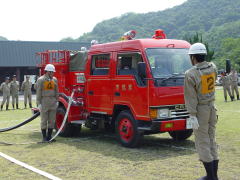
[37,30,193,147]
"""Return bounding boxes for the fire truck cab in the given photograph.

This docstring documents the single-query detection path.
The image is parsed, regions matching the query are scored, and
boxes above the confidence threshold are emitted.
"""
[38,30,193,147]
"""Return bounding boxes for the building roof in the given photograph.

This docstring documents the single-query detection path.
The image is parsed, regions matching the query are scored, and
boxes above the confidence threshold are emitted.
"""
[0,41,89,67]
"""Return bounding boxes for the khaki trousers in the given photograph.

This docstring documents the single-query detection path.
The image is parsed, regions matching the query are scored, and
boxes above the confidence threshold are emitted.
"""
[24,91,32,105]
[223,86,232,99]
[40,97,57,130]
[193,103,218,162]
[1,94,10,106]
[231,82,239,98]
[12,93,19,105]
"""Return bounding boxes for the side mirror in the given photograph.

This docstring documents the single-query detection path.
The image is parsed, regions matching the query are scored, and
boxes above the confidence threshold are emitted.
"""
[137,62,146,78]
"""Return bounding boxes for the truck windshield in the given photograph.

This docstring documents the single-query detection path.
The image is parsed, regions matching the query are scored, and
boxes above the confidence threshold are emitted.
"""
[145,48,191,78]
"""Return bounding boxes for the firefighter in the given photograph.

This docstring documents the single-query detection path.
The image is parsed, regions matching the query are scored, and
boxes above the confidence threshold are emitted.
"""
[10,75,20,109]
[21,75,32,108]
[230,69,239,100]
[220,72,233,102]
[184,43,219,180]
[0,77,11,110]
[36,64,58,142]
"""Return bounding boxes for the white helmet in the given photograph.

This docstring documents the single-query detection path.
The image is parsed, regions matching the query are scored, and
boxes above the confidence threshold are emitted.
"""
[188,43,207,55]
[44,64,56,72]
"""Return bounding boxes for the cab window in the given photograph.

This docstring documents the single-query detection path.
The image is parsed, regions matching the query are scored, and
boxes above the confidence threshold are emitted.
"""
[117,52,146,86]
[117,53,142,75]
[91,54,110,75]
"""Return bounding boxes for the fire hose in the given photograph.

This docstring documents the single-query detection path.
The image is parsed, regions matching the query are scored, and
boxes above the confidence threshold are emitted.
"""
[0,112,40,133]
[49,90,75,142]
[0,90,75,144]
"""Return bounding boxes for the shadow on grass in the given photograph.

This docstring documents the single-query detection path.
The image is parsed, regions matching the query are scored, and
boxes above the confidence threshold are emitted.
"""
[26,128,196,162]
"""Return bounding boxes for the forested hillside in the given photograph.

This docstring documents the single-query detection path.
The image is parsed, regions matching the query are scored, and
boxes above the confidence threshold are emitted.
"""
[62,0,240,43]
[61,0,240,69]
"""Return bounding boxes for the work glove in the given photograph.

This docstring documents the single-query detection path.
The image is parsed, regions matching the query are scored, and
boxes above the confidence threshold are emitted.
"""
[37,104,42,111]
[189,115,199,130]
[55,102,59,108]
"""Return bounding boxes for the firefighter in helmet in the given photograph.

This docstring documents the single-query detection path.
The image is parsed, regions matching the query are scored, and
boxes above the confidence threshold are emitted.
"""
[10,75,20,109]
[0,77,10,110]
[184,43,219,180]
[21,75,33,108]
[36,64,58,142]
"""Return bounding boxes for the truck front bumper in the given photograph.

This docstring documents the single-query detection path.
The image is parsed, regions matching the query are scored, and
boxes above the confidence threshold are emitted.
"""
[138,119,187,133]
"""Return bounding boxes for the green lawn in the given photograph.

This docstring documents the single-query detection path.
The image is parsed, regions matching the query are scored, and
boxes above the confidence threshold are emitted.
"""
[0,89,239,180]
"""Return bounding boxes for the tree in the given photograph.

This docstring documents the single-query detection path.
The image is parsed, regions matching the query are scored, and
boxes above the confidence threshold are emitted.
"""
[60,37,76,42]
[184,32,214,62]
[217,38,240,72]
[0,36,8,41]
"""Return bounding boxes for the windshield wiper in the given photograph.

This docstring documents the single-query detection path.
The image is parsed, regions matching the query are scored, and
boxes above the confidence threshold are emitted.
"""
[160,73,184,83]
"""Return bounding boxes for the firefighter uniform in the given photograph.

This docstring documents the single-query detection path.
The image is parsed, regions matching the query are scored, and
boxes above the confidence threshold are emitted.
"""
[0,79,10,110]
[220,74,233,102]
[230,71,239,100]
[10,77,20,109]
[185,43,219,180]
[185,61,218,163]
[21,77,32,108]
[36,73,58,141]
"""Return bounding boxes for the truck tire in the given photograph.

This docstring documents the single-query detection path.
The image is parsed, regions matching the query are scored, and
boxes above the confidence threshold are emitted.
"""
[168,129,193,141]
[55,106,81,137]
[115,110,143,148]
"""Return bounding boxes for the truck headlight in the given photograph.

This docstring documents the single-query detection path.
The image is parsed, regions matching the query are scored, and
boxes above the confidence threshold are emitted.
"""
[150,108,170,119]
[158,109,170,118]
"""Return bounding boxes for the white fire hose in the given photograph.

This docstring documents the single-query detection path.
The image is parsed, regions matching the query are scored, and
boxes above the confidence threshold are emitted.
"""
[49,90,75,142]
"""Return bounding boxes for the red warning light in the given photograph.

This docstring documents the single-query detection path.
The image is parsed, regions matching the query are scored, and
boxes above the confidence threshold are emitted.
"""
[152,29,167,39]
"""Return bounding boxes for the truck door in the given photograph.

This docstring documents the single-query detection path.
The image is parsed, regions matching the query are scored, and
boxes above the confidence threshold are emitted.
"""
[87,54,113,114]
[113,52,148,119]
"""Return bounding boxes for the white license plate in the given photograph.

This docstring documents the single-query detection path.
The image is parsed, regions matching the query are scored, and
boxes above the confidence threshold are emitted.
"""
[186,118,193,129]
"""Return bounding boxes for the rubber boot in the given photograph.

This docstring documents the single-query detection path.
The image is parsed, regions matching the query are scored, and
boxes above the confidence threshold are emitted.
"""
[197,161,216,180]
[16,103,19,109]
[47,129,56,142]
[0,105,3,111]
[237,95,239,100]
[231,96,234,101]
[24,104,27,109]
[41,129,47,142]
[12,104,15,109]
[6,105,9,111]
[213,160,219,180]
[29,103,32,108]
[224,96,227,102]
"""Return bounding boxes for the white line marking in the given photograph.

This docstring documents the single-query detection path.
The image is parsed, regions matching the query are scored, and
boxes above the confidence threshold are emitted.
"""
[0,152,62,180]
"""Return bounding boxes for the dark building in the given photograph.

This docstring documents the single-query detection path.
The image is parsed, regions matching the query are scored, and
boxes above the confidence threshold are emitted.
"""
[0,41,89,85]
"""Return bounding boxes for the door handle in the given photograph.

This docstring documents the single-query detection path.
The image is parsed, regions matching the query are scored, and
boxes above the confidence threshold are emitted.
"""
[88,91,94,95]
[115,92,120,96]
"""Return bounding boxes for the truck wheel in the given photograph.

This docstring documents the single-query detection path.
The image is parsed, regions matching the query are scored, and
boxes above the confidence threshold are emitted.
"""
[55,106,81,137]
[168,129,193,141]
[115,111,143,148]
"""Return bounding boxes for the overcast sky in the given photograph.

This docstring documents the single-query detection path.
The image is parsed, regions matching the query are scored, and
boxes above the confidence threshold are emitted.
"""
[0,0,187,41]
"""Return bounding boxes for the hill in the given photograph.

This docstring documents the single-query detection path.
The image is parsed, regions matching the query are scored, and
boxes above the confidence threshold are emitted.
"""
[62,0,240,58]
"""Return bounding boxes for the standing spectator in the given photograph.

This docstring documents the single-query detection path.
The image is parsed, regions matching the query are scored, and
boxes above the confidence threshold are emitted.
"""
[10,75,20,109]
[220,72,233,102]
[21,75,32,108]
[230,69,239,100]
[0,77,10,110]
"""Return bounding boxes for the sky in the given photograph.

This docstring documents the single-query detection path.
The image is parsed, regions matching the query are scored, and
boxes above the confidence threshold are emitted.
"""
[0,0,187,42]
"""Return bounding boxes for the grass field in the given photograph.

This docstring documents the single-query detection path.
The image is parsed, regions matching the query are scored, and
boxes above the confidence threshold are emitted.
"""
[0,89,239,180]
